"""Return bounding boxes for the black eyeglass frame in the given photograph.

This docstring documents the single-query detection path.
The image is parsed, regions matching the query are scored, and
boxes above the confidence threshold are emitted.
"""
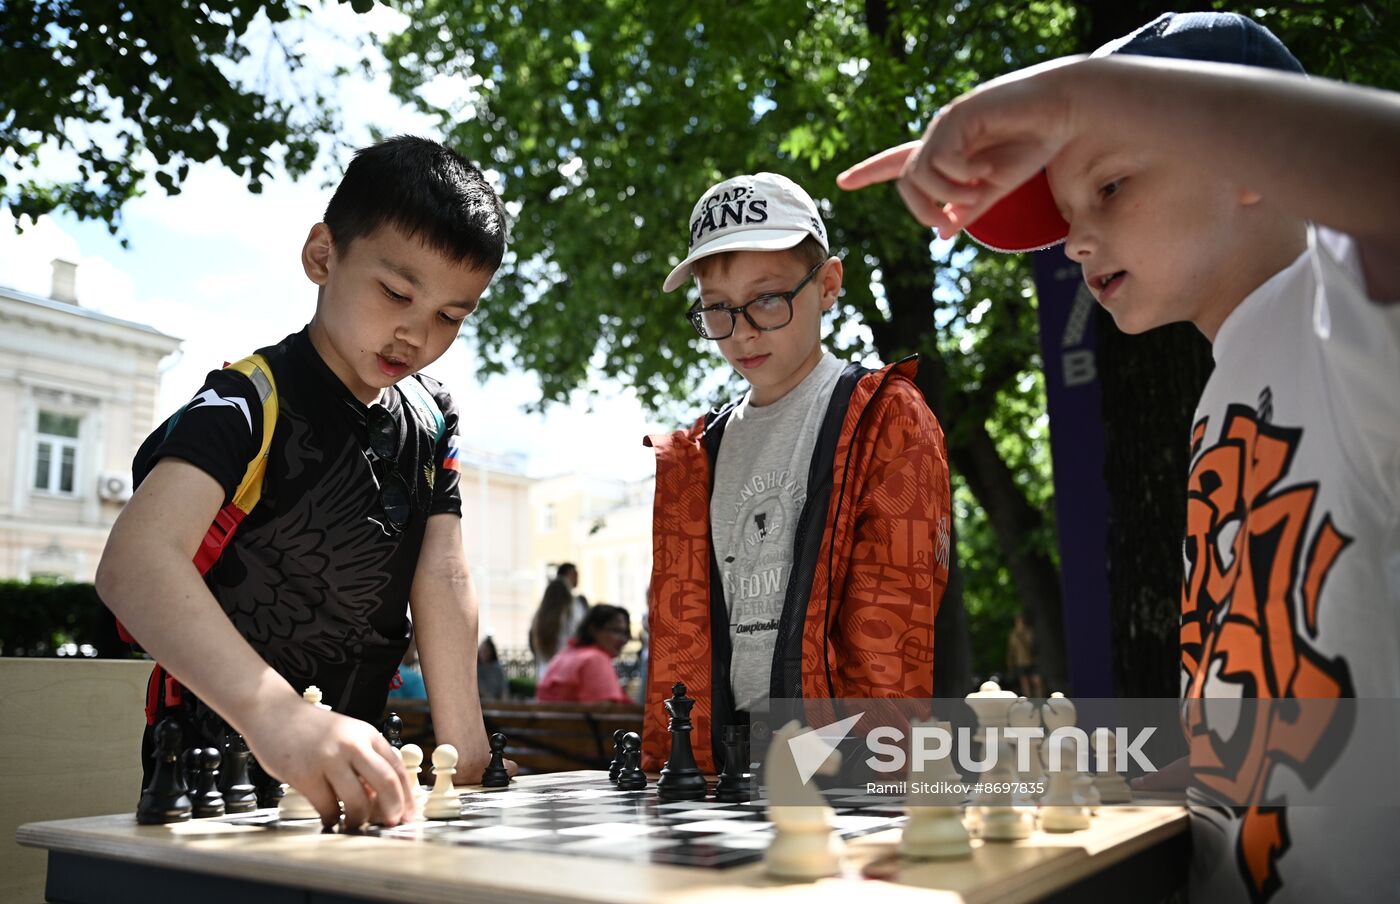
[685,260,827,340]
[366,403,413,534]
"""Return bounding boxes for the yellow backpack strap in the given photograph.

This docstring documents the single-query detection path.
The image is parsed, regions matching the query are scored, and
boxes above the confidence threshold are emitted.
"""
[224,354,278,515]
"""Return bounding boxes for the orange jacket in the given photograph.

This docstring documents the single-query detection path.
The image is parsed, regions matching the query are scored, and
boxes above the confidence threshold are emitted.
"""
[642,358,950,772]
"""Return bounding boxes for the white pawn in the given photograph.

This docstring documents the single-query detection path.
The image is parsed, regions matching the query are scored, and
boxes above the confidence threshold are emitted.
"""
[1040,736,1091,832]
[764,721,843,880]
[1073,767,1101,814]
[1091,727,1133,804]
[424,744,461,820]
[1007,696,1044,803]
[399,743,429,814]
[278,783,319,820]
[977,738,1031,841]
[280,685,336,820]
[1039,691,1075,734]
[901,719,971,860]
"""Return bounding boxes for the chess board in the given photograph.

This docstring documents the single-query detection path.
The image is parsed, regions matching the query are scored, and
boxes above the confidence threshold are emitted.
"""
[222,773,906,869]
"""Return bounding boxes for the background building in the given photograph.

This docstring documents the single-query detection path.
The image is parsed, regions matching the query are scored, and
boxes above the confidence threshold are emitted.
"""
[524,473,653,646]
[0,261,180,582]
[454,447,538,650]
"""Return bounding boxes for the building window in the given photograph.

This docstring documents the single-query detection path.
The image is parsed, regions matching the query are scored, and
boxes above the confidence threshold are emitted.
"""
[541,503,557,532]
[34,411,80,495]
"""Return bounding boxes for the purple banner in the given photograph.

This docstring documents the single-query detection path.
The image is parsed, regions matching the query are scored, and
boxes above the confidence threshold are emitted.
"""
[1032,250,1114,697]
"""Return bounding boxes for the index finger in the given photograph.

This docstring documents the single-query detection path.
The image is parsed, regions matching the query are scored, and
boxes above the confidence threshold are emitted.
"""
[375,735,417,821]
[836,141,922,190]
[354,739,409,826]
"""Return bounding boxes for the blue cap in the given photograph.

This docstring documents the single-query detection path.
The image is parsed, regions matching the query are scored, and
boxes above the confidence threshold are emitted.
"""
[1097,12,1305,74]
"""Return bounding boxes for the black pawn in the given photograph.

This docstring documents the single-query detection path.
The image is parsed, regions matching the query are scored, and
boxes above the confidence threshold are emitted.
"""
[190,747,226,818]
[218,730,258,814]
[616,731,648,791]
[714,724,755,803]
[182,745,201,793]
[137,718,192,824]
[657,683,708,801]
[480,732,510,788]
[382,713,404,750]
[608,728,626,784]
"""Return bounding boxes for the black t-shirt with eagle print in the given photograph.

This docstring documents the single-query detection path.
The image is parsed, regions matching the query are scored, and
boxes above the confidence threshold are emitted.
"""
[133,327,463,727]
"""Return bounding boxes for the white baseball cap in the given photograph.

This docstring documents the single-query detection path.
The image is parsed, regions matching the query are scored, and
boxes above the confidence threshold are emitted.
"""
[662,172,829,293]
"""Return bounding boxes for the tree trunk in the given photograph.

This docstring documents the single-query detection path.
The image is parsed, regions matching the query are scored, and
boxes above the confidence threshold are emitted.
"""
[934,525,973,696]
[1095,316,1212,697]
[873,261,1070,695]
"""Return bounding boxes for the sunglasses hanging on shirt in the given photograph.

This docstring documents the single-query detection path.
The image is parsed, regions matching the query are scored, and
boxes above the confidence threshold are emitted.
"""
[365,402,412,534]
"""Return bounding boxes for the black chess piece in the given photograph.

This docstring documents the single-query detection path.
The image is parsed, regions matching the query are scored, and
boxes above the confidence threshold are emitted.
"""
[480,732,511,788]
[189,747,226,818]
[182,745,201,794]
[250,753,284,809]
[616,731,648,791]
[218,730,258,814]
[382,712,404,750]
[656,682,708,801]
[608,728,626,784]
[137,718,193,824]
[713,724,755,803]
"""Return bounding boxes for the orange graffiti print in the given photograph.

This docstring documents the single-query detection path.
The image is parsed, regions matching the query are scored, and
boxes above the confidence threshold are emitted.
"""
[1181,402,1354,903]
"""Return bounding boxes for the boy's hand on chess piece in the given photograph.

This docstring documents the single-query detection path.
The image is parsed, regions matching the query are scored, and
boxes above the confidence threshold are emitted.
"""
[838,56,1087,237]
[245,700,415,827]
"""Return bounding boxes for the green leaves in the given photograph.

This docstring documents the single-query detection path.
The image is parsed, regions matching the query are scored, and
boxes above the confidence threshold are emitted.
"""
[0,0,375,233]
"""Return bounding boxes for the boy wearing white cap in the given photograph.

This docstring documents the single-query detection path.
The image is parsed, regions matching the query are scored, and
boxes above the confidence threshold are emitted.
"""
[641,172,951,774]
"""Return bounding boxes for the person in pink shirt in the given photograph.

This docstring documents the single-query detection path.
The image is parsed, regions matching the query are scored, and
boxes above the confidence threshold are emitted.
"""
[536,605,633,704]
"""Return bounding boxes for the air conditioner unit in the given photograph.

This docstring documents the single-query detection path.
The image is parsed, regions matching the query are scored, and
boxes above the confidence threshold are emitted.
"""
[98,472,133,503]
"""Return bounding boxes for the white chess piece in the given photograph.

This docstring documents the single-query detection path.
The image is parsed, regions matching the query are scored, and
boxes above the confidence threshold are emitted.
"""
[424,744,461,820]
[1039,691,1075,734]
[1040,736,1091,832]
[1006,696,1044,803]
[966,680,1018,749]
[399,743,429,815]
[1091,727,1133,804]
[278,784,319,820]
[901,719,971,860]
[279,686,336,820]
[976,738,1031,841]
[764,721,844,880]
[1040,692,1099,814]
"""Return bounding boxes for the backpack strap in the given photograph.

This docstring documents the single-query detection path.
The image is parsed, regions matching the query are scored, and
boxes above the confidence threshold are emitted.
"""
[398,374,445,445]
[191,354,278,574]
[133,354,278,725]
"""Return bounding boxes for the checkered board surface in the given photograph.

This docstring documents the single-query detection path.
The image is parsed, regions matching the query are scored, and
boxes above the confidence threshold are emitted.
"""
[223,774,906,869]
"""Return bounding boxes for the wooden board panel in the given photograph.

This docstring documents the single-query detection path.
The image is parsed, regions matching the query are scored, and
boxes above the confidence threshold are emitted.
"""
[1,657,151,903]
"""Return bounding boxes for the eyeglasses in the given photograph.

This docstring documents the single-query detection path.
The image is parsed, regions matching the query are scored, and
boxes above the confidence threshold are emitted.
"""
[686,261,825,340]
[366,403,412,534]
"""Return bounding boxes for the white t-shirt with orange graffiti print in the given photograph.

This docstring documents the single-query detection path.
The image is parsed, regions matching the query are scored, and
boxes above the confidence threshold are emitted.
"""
[1181,226,1400,904]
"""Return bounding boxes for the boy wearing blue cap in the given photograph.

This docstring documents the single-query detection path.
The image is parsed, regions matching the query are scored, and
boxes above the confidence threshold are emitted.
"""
[842,12,1399,904]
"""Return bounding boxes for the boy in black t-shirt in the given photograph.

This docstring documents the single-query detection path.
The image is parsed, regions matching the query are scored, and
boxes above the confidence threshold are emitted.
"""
[98,136,510,827]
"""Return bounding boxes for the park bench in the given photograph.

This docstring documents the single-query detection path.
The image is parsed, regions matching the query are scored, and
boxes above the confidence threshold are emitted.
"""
[382,698,643,775]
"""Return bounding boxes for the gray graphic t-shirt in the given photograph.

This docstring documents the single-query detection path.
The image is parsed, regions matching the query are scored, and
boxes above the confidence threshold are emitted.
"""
[711,352,844,712]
